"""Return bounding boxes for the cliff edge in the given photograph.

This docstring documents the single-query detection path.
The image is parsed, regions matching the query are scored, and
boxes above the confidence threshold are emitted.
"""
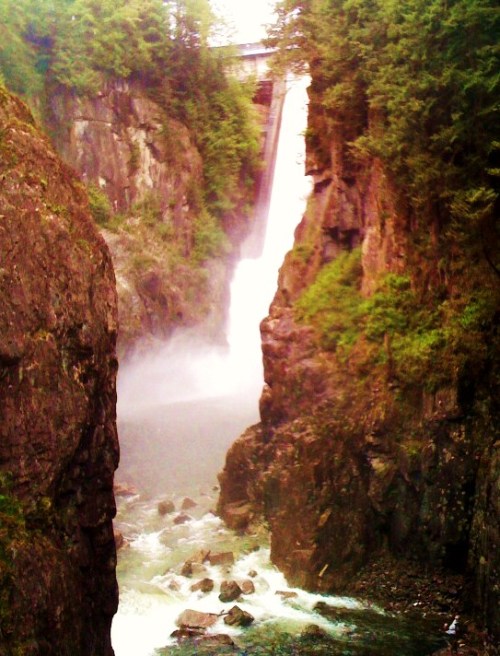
[0,86,119,655]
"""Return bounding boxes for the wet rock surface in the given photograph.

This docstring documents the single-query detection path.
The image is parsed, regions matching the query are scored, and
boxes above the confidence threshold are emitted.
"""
[219,580,243,603]
[190,578,215,594]
[223,605,255,627]
[158,499,176,515]
[175,609,219,631]
[0,87,118,654]
[208,551,235,567]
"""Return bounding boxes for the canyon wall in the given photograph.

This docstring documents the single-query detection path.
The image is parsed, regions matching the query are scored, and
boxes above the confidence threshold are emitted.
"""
[49,80,221,356]
[48,79,269,357]
[218,85,499,637]
[0,87,118,654]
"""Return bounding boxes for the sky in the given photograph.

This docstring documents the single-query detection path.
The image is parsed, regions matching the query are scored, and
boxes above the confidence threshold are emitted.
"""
[210,0,277,44]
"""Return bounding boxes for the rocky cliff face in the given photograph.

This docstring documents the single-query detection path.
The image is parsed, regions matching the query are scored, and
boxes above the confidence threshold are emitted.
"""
[50,79,201,219]
[0,87,119,654]
[218,87,499,638]
[47,79,266,356]
[48,80,216,355]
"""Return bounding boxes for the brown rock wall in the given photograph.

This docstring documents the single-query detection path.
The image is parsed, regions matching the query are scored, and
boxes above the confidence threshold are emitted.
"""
[218,81,499,640]
[0,87,118,654]
[50,79,202,223]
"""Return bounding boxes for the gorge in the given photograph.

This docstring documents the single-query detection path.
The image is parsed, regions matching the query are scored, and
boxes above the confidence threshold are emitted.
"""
[0,0,499,654]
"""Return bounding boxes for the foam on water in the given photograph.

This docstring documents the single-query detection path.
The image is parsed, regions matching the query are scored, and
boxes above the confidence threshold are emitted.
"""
[112,495,379,656]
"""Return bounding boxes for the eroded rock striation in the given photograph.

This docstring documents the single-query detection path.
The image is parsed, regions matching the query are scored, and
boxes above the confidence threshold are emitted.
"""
[218,85,499,639]
[49,80,213,355]
[0,87,119,654]
[47,78,271,356]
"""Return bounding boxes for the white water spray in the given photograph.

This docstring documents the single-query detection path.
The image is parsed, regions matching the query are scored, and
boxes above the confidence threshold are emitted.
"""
[112,76,313,654]
[116,76,311,420]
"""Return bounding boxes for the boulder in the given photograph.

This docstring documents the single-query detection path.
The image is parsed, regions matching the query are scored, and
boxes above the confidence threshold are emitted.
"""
[181,561,193,578]
[173,513,192,525]
[176,609,219,630]
[158,499,175,516]
[170,630,235,649]
[221,502,253,530]
[114,530,125,550]
[190,578,215,594]
[223,606,254,627]
[240,580,256,595]
[276,590,298,600]
[181,558,207,578]
[195,634,235,647]
[219,580,242,603]
[181,497,197,510]
[170,628,204,642]
[191,549,211,564]
[301,624,329,639]
[208,552,234,567]
[114,482,139,497]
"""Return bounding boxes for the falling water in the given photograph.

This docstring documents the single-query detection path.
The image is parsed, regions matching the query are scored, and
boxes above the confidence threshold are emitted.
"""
[111,77,446,655]
[111,76,313,653]
[114,76,311,496]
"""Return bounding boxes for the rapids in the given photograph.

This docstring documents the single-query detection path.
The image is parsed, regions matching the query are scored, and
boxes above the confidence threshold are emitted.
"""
[111,77,447,655]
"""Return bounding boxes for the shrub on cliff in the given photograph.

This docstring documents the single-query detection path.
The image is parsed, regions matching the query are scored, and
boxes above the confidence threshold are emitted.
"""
[0,0,260,225]
[268,0,499,275]
[294,245,499,392]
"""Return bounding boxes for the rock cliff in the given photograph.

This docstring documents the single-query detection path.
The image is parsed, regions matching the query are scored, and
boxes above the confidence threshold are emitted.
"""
[49,80,218,355]
[48,79,261,356]
[0,87,118,654]
[218,85,499,638]
[50,79,202,221]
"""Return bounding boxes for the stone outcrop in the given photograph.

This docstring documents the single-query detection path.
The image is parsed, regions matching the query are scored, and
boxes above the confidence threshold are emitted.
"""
[223,605,254,627]
[218,82,499,640]
[218,580,242,603]
[48,80,220,355]
[50,79,202,220]
[0,87,118,654]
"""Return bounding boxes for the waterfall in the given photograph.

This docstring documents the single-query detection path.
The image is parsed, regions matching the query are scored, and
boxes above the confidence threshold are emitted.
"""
[115,76,311,496]
[111,76,312,654]
[224,75,312,400]
[111,76,447,656]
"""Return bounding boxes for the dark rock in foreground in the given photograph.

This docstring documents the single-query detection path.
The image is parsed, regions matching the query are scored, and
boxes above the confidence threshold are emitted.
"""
[181,497,197,510]
[191,578,215,594]
[158,499,175,515]
[219,580,242,602]
[208,552,235,567]
[0,86,118,655]
[223,605,254,627]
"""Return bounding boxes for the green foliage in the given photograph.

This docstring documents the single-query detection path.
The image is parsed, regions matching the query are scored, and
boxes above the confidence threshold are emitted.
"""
[0,0,260,227]
[87,183,112,226]
[295,252,499,391]
[132,193,162,227]
[295,248,364,353]
[270,0,499,269]
[0,0,45,102]
[192,209,230,264]
[274,0,499,391]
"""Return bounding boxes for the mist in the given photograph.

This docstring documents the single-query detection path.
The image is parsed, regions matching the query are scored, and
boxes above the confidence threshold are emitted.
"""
[115,77,311,498]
